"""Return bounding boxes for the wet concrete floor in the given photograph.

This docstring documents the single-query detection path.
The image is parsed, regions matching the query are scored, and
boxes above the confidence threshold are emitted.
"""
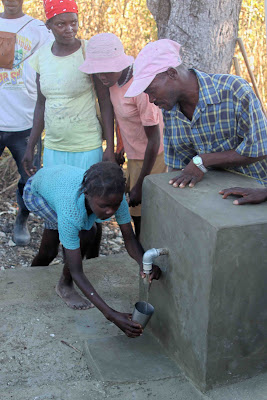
[1,253,267,399]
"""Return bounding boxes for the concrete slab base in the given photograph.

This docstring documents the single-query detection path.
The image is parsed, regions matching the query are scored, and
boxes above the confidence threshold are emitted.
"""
[1,253,267,399]
[84,333,181,382]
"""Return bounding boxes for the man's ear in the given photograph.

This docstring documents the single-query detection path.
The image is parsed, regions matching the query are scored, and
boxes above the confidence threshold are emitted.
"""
[166,67,178,80]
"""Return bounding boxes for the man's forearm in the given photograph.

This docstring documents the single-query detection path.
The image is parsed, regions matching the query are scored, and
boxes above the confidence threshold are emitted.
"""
[201,150,267,168]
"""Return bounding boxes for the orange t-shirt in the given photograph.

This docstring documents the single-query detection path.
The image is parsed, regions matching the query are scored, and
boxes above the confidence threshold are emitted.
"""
[109,77,164,160]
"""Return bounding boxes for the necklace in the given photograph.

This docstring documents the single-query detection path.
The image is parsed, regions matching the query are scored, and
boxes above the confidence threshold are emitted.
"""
[117,64,133,88]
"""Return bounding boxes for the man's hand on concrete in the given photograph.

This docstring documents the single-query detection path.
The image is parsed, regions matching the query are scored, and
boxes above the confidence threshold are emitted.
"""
[169,161,204,188]
[219,187,267,205]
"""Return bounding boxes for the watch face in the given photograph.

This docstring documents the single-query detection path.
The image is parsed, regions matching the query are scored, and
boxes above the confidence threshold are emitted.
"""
[193,156,202,165]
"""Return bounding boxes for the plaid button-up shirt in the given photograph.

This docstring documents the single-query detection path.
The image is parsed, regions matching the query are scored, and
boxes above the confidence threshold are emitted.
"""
[163,69,267,184]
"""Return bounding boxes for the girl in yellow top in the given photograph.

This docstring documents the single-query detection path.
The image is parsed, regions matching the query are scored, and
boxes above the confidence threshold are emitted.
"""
[22,0,114,174]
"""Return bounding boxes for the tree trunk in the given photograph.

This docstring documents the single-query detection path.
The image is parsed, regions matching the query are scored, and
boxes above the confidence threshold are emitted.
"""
[147,0,242,73]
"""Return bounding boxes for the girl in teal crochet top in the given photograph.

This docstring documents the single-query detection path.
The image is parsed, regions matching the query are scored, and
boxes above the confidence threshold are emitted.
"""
[23,161,161,338]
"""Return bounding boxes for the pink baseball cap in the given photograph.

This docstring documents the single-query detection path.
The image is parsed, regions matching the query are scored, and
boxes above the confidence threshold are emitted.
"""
[125,39,182,98]
[79,33,134,74]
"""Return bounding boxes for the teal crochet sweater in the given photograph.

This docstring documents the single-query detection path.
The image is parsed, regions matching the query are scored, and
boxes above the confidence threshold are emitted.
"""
[31,165,131,249]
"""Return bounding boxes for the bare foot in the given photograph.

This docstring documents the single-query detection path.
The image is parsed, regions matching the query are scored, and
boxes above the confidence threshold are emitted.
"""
[55,282,94,310]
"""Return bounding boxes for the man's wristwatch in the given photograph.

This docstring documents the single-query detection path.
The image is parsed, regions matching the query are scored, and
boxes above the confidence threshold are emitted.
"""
[192,155,208,173]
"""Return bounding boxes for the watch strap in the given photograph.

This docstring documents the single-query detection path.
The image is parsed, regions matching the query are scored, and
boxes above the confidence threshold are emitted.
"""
[197,164,208,173]
[192,155,208,173]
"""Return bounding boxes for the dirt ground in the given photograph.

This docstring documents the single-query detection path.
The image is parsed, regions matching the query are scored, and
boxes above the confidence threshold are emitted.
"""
[0,154,126,270]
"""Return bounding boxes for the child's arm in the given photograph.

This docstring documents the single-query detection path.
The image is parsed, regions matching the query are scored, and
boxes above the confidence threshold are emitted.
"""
[64,247,143,338]
[93,75,116,163]
[119,222,161,282]
[22,74,45,176]
[129,124,160,207]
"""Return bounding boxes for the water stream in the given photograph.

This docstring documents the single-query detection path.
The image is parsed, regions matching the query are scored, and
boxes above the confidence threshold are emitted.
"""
[142,276,151,314]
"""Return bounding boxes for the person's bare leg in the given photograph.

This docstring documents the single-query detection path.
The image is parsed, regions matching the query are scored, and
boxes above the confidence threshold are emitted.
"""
[31,229,60,266]
[55,261,94,310]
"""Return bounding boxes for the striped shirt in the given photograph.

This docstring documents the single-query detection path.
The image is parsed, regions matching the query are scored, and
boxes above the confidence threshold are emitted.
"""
[163,69,267,184]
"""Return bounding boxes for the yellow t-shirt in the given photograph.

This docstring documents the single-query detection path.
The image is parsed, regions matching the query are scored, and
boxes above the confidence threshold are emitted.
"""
[29,41,102,152]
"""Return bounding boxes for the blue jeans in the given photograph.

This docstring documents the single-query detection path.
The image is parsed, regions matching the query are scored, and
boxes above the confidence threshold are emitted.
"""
[0,129,41,212]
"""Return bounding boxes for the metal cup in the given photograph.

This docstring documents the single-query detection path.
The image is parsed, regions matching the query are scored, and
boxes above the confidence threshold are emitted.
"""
[132,301,154,329]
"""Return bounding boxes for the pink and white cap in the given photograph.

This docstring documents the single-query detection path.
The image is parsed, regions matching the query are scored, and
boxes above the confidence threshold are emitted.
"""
[125,39,182,98]
[79,33,134,74]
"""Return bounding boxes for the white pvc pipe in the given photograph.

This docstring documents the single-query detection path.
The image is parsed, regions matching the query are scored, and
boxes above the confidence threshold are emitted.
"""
[142,248,169,274]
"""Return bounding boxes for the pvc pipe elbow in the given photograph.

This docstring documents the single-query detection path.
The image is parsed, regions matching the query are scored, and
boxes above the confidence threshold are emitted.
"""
[142,248,169,274]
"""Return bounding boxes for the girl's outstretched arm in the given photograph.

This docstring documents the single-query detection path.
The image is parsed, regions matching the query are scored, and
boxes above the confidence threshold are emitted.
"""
[64,247,143,338]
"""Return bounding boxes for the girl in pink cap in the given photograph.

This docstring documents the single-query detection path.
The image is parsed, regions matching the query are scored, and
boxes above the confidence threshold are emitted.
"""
[22,0,114,175]
[79,33,166,240]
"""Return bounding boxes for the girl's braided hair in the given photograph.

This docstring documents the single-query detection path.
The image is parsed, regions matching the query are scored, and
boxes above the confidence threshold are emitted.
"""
[79,161,126,198]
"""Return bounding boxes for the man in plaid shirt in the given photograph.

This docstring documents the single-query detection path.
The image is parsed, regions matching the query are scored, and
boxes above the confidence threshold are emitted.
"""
[125,39,267,188]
